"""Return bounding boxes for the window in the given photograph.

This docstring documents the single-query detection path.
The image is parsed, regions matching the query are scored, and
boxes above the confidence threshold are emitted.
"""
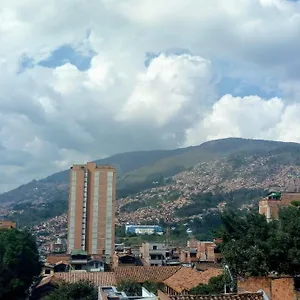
[45,269,51,275]
[153,245,157,250]
[95,262,99,268]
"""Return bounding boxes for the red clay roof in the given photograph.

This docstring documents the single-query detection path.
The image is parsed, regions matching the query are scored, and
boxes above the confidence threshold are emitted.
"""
[115,266,182,283]
[46,254,69,265]
[168,293,264,300]
[36,275,63,288]
[163,268,223,293]
[54,272,116,286]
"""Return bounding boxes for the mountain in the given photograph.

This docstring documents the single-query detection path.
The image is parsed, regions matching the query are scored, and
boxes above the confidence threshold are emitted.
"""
[2,137,300,226]
[0,137,293,205]
[117,147,300,224]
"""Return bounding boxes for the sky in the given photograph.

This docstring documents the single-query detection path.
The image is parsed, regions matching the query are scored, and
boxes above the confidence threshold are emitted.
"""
[1,0,300,192]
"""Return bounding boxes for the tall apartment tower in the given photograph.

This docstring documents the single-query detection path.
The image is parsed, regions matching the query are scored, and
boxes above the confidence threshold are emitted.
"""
[67,162,116,258]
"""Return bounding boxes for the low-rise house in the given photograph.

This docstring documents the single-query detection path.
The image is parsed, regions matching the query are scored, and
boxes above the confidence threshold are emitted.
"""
[42,261,70,276]
[46,253,69,265]
[180,239,222,264]
[43,251,105,274]
[259,191,300,222]
[87,256,105,272]
[140,243,171,266]
[162,267,223,295]
[36,266,225,299]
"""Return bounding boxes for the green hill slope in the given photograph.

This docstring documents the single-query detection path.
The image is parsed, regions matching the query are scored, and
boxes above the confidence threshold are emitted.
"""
[0,137,299,206]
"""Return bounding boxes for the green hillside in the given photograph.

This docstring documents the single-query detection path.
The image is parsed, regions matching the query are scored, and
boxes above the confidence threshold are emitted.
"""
[0,137,300,206]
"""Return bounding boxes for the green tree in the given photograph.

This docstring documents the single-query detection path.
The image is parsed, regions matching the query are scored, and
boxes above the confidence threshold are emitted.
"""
[270,206,300,275]
[117,280,141,296]
[219,207,300,277]
[219,210,272,277]
[44,280,98,300]
[190,274,225,295]
[0,228,41,299]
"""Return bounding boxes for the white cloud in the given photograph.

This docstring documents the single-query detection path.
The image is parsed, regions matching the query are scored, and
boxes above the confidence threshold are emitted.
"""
[185,95,285,144]
[1,0,300,192]
[117,54,214,127]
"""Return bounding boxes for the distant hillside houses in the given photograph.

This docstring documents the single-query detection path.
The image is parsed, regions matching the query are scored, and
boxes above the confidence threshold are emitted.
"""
[125,224,163,235]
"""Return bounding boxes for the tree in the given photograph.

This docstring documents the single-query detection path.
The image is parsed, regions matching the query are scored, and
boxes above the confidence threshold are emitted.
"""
[270,206,300,275]
[44,280,98,300]
[117,280,141,296]
[190,274,225,295]
[219,207,300,277]
[0,228,41,299]
[219,210,273,277]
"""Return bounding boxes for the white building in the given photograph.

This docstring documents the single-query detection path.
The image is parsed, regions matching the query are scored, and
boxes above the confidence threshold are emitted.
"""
[125,224,163,235]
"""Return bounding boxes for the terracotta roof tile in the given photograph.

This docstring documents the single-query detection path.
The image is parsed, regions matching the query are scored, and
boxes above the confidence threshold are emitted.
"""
[168,293,264,300]
[54,272,116,286]
[163,268,223,293]
[55,260,69,266]
[46,254,69,265]
[36,275,63,288]
[115,266,182,283]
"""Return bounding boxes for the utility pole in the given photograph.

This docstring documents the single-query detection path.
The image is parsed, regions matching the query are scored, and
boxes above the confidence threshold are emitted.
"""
[223,264,234,294]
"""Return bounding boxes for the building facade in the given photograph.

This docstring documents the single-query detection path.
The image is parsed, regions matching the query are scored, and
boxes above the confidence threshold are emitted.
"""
[140,242,171,266]
[125,224,163,235]
[0,220,17,229]
[67,162,116,258]
[259,192,300,222]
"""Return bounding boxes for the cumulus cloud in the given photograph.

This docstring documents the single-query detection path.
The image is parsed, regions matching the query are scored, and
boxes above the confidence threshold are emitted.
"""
[185,95,285,144]
[1,0,300,192]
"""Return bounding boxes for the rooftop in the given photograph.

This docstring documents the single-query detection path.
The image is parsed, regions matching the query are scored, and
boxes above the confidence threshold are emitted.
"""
[168,293,264,300]
[115,266,182,283]
[55,272,117,286]
[70,249,87,256]
[163,267,223,293]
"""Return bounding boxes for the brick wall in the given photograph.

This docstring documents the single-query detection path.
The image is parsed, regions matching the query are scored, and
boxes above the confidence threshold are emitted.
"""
[187,239,198,248]
[197,242,215,260]
[197,243,206,260]
[111,253,119,270]
[157,290,170,300]
[238,276,300,300]
[207,246,215,262]
[238,276,272,299]
[179,251,186,263]
[271,277,295,300]
[281,193,300,205]
[258,200,280,220]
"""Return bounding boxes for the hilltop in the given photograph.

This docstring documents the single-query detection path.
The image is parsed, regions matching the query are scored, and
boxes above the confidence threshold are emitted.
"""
[1,137,300,226]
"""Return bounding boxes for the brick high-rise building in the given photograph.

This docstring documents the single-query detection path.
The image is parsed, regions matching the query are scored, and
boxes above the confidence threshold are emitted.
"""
[67,162,116,258]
